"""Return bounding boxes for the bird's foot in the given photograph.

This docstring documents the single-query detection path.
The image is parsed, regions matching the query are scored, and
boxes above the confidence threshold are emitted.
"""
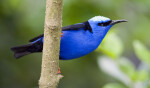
[57,67,61,74]
[61,32,63,37]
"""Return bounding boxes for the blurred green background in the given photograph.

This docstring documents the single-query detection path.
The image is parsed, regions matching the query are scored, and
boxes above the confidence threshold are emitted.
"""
[0,0,150,88]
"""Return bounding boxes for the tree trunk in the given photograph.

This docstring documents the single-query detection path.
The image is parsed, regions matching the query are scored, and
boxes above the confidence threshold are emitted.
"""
[39,0,63,88]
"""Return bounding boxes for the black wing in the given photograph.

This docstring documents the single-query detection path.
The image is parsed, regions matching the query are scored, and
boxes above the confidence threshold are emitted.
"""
[29,21,92,42]
[29,34,44,42]
[62,23,85,30]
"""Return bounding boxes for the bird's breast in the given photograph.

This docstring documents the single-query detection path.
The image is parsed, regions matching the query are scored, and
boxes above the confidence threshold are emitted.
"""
[60,29,101,60]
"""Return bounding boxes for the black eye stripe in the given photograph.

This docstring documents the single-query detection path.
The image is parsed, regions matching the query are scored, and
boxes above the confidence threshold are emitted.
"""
[98,20,112,26]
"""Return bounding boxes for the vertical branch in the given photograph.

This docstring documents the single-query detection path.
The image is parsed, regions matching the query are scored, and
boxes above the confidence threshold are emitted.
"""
[39,0,63,88]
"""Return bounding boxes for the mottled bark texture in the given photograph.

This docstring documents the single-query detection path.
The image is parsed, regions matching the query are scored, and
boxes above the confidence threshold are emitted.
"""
[39,0,63,88]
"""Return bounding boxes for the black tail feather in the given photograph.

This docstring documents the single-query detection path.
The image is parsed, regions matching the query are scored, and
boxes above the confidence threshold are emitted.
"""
[14,51,31,59]
[11,44,33,59]
[11,41,43,59]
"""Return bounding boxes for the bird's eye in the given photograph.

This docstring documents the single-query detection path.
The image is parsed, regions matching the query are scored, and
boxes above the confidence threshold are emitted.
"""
[98,20,112,26]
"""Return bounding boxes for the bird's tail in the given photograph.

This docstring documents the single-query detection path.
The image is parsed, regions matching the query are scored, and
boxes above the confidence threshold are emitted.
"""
[11,44,34,59]
[11,41,43,59]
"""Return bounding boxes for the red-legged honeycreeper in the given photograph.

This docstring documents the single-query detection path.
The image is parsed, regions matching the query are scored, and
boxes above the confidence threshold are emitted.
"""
[11,16,127,60]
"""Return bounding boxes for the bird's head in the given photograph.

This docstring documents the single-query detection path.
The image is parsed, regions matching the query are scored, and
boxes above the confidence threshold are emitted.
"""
[88,16,127,35]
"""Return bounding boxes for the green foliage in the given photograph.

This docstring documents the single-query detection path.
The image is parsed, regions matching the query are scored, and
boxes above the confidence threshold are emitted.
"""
[97,32,123,59]
[133,40,150,64]
[118,58,135,80]
[135,70,148,81]
[97,34,150,88]
[103,83,127,88]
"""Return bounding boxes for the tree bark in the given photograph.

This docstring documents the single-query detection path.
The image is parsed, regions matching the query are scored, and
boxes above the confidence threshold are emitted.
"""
[39,0,63,88]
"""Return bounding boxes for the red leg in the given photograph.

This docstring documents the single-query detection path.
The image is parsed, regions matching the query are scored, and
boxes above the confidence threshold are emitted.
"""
[58,67,61,74]
[61,32,63,37]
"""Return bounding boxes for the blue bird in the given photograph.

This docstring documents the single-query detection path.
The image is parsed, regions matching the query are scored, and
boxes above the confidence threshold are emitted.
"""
[11,16,127,60]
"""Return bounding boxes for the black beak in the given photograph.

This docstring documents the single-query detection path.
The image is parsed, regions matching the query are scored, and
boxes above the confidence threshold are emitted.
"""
[110,20,127,25]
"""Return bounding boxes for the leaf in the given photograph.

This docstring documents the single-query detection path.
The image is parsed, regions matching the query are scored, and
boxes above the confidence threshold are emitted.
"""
[118,58,148,82]
[133,40,150,64]
[135,70,148,81]
[97,32,123,59]
[98,56,131,85]
[103,83,127,88]
[118,57,136,79]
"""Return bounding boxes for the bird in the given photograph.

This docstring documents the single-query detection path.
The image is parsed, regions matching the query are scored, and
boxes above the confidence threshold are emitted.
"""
[11,16,127,60]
